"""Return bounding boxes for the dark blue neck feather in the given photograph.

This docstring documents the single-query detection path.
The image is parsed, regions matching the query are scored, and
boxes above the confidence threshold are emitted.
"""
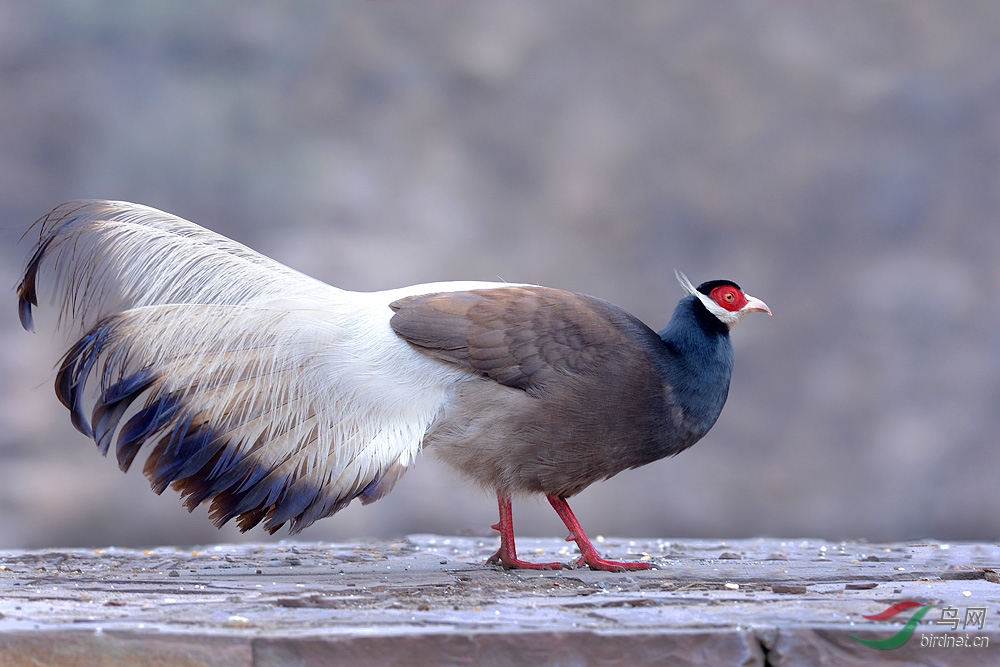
[656,295,734,437]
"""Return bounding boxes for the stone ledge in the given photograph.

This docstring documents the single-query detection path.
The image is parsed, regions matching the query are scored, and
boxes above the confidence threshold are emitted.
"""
[1,536,998,665]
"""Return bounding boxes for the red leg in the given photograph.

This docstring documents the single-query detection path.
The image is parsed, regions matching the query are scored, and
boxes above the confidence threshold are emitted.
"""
[546,495,652,572]
[487,491,563,570]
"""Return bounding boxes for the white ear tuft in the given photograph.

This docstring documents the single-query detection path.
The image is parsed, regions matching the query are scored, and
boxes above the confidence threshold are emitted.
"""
[675,271,699,297]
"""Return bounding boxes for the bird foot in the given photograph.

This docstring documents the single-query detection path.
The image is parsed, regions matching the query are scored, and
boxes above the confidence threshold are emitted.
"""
[545,495,654,572]
[487,548,563,570]
[489,495,564,569]
[572,554,653,572]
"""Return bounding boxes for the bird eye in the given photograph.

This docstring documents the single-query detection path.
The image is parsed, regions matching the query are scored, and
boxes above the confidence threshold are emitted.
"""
[724,292,735,303]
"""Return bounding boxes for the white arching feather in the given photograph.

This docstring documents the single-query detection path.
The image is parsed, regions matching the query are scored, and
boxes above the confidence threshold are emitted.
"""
[19,200,503,533]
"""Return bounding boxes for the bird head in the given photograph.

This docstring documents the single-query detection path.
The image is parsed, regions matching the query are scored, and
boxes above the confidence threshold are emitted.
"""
[675,271,771,329]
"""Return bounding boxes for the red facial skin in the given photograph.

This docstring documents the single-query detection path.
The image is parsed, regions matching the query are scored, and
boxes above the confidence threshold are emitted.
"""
[709,284,748,312]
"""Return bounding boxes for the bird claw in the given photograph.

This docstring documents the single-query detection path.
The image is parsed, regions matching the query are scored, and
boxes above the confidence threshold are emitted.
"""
[576,555,653,572]
[487,549,563,570]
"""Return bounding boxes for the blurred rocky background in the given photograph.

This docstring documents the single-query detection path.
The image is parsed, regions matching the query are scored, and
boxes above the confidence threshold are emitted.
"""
[1,1,998,549]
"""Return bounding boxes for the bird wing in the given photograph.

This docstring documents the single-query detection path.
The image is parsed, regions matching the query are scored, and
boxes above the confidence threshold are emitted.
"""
[388,286,625,397]
[18,200,464,533]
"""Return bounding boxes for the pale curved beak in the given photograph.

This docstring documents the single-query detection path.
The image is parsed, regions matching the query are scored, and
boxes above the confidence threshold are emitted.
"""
[743,294,772,316]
